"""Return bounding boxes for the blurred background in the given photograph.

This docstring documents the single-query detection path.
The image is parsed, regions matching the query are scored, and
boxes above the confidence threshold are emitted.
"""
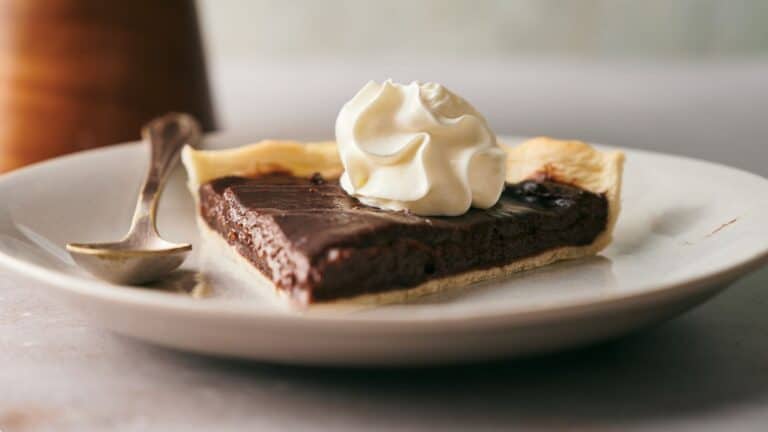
[201,0,768,60]
[1,0,766,174]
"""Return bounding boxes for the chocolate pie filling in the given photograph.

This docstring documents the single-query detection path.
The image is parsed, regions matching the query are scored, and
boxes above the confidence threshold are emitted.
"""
[199,173,608,304]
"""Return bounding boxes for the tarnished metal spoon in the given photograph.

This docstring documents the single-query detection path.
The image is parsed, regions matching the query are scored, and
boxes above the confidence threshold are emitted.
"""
[66,113,201,285]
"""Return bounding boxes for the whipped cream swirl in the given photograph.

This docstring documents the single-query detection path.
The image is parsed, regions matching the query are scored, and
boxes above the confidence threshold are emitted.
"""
[335,80,506,216]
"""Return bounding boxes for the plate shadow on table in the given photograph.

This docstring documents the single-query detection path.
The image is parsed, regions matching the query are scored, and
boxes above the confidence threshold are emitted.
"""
[135,270,768,429]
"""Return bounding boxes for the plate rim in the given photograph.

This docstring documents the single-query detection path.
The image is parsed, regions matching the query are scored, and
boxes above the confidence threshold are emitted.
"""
[1,135,767,329]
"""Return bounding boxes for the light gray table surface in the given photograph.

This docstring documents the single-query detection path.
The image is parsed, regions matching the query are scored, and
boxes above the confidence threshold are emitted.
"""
[2,60,767,431]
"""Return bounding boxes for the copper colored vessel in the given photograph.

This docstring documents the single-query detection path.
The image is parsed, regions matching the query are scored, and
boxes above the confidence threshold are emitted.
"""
[0,0,215,172]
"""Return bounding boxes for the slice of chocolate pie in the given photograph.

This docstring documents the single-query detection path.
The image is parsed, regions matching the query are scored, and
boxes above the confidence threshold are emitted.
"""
[182,137,624,307]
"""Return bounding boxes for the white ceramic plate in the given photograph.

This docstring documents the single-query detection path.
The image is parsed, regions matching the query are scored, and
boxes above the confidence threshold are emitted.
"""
[1,135,767,365]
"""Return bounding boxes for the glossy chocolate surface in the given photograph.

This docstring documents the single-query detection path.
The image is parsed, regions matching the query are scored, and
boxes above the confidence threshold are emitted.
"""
[199,173,608,304]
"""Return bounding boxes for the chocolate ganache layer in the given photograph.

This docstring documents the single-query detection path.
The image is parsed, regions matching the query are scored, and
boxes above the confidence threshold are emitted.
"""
[198,173,609,304]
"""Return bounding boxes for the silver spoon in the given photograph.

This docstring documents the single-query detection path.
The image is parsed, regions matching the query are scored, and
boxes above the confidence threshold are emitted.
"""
[66,113,201,285]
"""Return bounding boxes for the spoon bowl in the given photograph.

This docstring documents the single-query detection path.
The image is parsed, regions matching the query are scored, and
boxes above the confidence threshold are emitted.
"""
[67,241,191,285]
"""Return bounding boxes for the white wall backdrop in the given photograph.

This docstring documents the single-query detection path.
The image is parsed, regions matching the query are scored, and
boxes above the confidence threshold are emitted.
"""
[198,0,768,62]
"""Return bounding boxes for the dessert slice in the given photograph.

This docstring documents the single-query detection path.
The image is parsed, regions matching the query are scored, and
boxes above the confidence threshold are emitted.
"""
[182,137,624,307]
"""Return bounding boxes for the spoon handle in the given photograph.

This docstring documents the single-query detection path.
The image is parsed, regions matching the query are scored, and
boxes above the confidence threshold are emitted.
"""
[129,113,202,238]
